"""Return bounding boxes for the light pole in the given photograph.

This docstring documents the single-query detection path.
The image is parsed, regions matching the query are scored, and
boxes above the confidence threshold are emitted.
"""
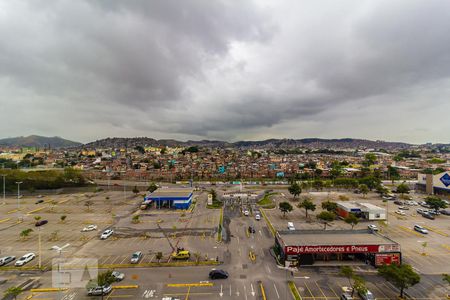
[51,243,70,299]
[16,181,22,210]
[1,174,6,205]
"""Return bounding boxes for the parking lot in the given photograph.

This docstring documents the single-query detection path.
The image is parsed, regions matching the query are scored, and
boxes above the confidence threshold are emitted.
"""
[0,189,222,271]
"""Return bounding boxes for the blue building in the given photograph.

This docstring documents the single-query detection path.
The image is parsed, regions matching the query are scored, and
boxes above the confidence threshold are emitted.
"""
[144,188,193,209]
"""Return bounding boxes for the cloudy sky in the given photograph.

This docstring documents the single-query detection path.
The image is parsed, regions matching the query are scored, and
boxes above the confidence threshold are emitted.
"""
[1,0,450,144]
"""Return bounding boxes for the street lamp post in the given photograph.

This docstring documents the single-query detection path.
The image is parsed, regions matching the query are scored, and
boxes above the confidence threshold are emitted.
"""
[16,181,22,210]
[1,174,6,205]
[16,181,22,221]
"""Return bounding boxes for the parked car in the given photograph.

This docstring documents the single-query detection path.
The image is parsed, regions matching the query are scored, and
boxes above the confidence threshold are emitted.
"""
[111,271,125,281]
[255,214,261,221]
[398,206,409,210]
[440,209,450,216]
[395,210,406,216]
[248,226,256,234]
[367,224,378,231]
[414,224,428,234]
[287,222,295,231]
[15,253,35,266]
[100,229,114,239]
[81,225,97,232]
[130,251,142,264]
[359,290,375,300]
[35,199,44,204]
[243,210,250,216]
[209,269,229,279]
[416,208,426,215]
[429,210,440,215]
[422,213,435,220]
[394,200,404,205]
[87,285,112,296]
[35,220,48,227]
[340,294,353,300]
[0,256,15,266]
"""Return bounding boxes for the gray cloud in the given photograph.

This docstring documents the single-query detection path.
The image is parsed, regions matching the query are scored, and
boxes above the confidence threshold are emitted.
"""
[0,0,449,143]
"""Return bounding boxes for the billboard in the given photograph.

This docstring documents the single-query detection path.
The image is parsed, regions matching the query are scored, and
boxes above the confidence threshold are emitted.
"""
[375,253,401,266]
[285,244,400,255]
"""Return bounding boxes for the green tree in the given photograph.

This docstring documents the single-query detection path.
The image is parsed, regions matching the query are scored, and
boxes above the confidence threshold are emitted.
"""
[297,197,316,218]
[443,273,450,285]
[378,263,420,298]
[279,201,293,218]
[84,200,94,212]
[34,215,41,221]
[359,184,369,198]
[312,179,323,191]
[396,183,410,195]
[364,153,377,166]
[340,266,356,296]
[344,213,359,229]
[316,211,335,230]
[132,215,140,224]
[147,182,158,193]
[3,286,23,300]
[210,189,217,202]
[387,165,400,182]
[424,196,447,212]
[134,145,145,154]
[288,182,302,199]
[20,228,33,240]
[353,276,368,297]
[60,215,67,223]
[322,200,338,212]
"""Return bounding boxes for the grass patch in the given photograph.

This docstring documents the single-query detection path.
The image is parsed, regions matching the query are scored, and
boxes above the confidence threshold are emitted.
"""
[258,192,277,208]
[288,281,302,300]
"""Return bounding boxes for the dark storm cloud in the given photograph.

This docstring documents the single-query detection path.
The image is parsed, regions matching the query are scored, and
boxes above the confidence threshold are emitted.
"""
[0,0,449,143]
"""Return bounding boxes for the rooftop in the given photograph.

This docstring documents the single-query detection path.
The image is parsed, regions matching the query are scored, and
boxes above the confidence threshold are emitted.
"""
[149,188,193,198]
[277,229,397,246]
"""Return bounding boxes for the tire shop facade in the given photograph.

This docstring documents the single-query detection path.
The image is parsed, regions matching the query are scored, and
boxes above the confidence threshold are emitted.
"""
[275,229,401,267]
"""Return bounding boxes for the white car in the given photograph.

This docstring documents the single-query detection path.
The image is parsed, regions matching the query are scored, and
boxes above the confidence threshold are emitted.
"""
[395,210,406,216]
[243,210,250,216]
[100,229,114,240]
[130,251,142,264]
[287,222,295,231]
[82,225,98,232]
[15,253,35,266]
[367,224,378,231]
[0,256,16,266]
[255,214,261,221]
[414,224,428,234]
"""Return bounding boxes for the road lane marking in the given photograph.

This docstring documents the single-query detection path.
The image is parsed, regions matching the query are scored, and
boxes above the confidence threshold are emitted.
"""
[273,283,280,299]
[0,218,11,223]
[398,225,422,237]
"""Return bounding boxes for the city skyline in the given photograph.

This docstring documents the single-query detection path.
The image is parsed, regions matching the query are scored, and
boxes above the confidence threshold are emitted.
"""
[1,0,450,144]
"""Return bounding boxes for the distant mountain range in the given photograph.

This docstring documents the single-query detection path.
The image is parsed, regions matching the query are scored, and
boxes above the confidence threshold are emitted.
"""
[0,135,81,148]
[83,137,413,150]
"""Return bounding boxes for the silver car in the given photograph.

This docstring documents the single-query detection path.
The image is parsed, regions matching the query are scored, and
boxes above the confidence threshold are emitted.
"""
[0,256,16,266]
[130,251,142,264]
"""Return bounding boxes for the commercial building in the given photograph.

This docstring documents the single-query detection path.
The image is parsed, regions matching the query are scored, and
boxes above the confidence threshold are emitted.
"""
[275,229,401,267]
[417,171,450,196]
[336,201,386,220]
[144,188,193,209]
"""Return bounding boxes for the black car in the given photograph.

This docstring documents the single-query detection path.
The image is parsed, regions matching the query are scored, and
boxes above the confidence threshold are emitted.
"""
[394,200,404,205]
[422,213,435,220]
[35,199,44,204]
[209,269,229,279]
[248,226,255,234]
[35,220,48,227]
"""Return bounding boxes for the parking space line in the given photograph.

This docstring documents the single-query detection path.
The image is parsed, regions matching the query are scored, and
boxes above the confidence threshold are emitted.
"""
[303,282,315,299]
[398,225,423,237]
